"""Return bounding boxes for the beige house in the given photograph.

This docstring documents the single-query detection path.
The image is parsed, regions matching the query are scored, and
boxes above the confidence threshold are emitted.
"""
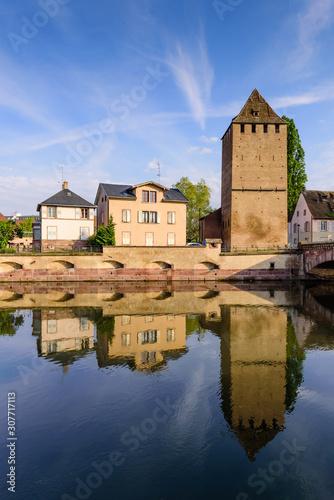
[34,182,96,251]
[95,181,188,246]
[289,189,334,246]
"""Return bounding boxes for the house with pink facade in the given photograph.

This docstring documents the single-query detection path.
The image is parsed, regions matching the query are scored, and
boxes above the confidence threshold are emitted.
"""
[289,189,334,246]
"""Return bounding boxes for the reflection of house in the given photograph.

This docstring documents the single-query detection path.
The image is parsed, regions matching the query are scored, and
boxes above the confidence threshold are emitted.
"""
[34,182,96,251]
[97,314,187,371]
[33,309,94,357]
[289,189,334,245]
[203,305,288,461]
[95,181,188,246]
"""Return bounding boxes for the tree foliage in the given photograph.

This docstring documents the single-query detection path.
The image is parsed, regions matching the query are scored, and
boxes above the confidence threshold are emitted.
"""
[88,215,116,246]
[0,220,16,249]
[282,115,308,216]
[173,177,214,242]
[0,311,24,336]
[16,217,34,237]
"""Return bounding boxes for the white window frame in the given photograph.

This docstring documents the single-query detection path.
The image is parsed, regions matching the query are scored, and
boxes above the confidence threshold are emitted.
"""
[80,227,89,241]
[47,226,57,240]
[167,211,176,224]
[122,209,131,223]
[48,207,56,218]
[122,232,131,245]
[167,233,175,245]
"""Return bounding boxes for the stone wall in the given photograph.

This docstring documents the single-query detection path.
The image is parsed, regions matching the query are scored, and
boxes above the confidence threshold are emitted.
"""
[0,246,302,282]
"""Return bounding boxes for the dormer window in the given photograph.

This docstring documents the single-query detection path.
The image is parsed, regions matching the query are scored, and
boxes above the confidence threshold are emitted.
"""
[253,110,259,117]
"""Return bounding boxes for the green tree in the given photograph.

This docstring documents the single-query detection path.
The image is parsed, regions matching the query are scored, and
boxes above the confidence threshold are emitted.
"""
[88,215,116,246]
[282,115,308,217]
[16,217,34,237]
[173,177,214,241]
[0,220,16,249]
[0,311,24,336]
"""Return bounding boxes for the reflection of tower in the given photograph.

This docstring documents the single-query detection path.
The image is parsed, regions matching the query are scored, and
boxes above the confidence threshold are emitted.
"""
[204,305,288,461]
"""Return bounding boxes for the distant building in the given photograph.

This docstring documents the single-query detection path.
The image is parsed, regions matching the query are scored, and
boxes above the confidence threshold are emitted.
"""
[34,182,96,251]
[201,89,288,250]
[0,213,7,221]
[289,189,334,245]
[95,181,188,246]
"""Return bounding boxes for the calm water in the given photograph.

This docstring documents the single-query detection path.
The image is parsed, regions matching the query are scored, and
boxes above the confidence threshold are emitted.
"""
[0,282,334,500]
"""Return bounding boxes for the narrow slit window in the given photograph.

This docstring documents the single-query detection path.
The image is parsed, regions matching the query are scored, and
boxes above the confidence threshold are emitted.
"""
[263,124,268,133]
[275,124,280,133]
[240,124,245,133]
[252,124,256,133]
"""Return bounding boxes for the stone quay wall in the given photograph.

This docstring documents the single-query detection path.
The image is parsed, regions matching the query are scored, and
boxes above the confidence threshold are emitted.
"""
[0,246,302,282]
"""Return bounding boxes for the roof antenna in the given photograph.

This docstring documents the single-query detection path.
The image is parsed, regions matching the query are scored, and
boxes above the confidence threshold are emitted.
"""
[154,162,161,182]
[57,164,71,184]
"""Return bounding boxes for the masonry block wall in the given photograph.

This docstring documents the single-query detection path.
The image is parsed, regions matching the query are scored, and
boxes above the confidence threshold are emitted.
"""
[221,90,288,250]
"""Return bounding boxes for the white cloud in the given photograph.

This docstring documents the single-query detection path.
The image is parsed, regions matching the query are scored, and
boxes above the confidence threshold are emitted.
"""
[198,135,219,143]
[166,32,214,129]
[187,146,212,155]
[272,82,334,109]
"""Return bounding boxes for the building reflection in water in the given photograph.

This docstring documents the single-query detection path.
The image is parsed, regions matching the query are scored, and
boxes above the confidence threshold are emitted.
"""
[202,305,305,461]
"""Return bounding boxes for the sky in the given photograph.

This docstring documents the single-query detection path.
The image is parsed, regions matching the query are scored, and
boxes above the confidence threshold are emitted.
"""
[1,0,334,215]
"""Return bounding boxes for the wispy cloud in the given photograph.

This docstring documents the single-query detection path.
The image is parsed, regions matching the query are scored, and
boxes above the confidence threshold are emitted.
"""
[187,146,212,155]
[166,32,214,128]
[289,0,334,72]
[198,135,219,143]
[272,82,334,108]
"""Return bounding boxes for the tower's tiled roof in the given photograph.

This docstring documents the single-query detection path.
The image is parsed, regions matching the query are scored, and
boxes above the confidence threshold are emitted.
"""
[232,89,287,124]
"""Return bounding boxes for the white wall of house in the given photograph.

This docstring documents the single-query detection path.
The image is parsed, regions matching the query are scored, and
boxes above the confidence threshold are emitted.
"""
[40,206,95,241]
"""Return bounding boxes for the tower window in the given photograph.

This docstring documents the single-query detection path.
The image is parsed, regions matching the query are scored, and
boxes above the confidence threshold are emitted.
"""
[252,124,256,133]
[263,124,268,133]
[240,124,245,133]
[275,124,280,133]
[253,110,259,117]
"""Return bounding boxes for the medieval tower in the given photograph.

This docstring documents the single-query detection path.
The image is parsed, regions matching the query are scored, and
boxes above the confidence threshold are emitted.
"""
[221,89,288,249]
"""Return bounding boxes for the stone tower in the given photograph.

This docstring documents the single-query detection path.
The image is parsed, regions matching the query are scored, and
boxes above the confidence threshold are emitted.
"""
[221,89,287,250]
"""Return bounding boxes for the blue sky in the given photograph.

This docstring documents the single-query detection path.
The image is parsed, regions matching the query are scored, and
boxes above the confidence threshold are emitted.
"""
[1,0,334,215]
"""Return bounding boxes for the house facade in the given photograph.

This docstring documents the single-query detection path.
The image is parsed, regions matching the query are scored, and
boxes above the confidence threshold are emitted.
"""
[95,181,188,246]
[34,182,96,251]
[289,189,334,246]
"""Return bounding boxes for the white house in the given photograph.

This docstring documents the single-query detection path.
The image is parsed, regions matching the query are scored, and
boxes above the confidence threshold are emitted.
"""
[289,189,334,245]
[34,182,96,251]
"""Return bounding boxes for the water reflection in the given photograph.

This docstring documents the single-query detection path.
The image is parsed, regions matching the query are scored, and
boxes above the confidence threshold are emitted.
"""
[1,281,334,467]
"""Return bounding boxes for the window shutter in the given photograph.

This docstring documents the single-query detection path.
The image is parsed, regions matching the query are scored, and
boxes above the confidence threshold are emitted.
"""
[318,221,321,231]
[75,208,81,219]
[157,212,161,223]
[137,332,142,345]
[41,206,47,218]
[138,211,143,223]
[157,330,160,342]
[89,209,94,220]
[57,208,61,218]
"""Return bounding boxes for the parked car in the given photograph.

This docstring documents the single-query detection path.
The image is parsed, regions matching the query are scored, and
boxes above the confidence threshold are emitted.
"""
[186,242,205,247]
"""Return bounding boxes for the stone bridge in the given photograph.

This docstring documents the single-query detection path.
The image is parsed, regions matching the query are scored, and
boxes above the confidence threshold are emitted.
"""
[301,242,334,276]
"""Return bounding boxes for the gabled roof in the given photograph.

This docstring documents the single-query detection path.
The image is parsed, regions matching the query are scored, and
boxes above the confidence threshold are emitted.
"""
[0,212,7,221]
[303,190,334,219]
[232,89,287,124]
[37,189,95,211]
[97,182,188,204]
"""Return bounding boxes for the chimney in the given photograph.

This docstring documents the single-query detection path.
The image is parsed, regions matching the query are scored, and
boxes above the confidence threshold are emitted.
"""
[62,181,68,189]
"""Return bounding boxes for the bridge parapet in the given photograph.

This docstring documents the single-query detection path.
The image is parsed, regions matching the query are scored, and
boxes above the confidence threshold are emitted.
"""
[301,242,334,274]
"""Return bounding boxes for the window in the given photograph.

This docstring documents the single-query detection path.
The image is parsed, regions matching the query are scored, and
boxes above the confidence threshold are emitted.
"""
[167,212,176,224]
[80,317,89,331]
[81,208,88,219]
[80,227,89,240]
[263,124,268,133]
[122,232,131,245]
[167,314,175,321]
[149,211,158,223]
[145,233,154,246]
[47,226,57,240]
[138,330,158,345]
[320,221,328,231]
[167,329,175,342]
[297,211,299,217]
[150,191,157,203]
[304,221,310,232]
[168,233,175,245]
[48,207,56,218]
[275,124,280,133]
[252,124,256,133]
[33,228,41,240]
[48,341,57,353]
[121,334,131,347]
[47,319,57,333]
[142,190,149,202]
[121,315,131,325]
[122,209,131,223]
[240,124,245,133]
[321,237,328,242]
[145,316,154,323]
[101,211,104,224]
[141,351,156,364]
[303,209,306,215]
[142,211,149,223]
[253,110,259,117]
